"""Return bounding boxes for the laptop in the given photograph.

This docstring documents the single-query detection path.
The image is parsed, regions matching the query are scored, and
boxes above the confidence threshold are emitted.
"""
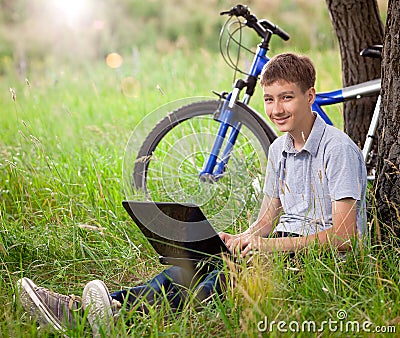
[122,201,232,266]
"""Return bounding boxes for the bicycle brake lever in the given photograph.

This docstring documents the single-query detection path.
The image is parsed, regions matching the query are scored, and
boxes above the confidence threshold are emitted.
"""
[220,5,250,17]
[220,10,232,16]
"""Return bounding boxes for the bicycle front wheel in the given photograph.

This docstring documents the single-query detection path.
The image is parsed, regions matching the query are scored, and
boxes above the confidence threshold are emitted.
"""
[132,99,276,229]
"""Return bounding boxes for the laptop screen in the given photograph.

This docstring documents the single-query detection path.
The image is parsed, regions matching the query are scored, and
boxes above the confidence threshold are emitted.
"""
[123,201,231,260]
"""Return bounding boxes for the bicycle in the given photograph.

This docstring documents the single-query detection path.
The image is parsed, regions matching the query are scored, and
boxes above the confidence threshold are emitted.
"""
[126,4,381,228]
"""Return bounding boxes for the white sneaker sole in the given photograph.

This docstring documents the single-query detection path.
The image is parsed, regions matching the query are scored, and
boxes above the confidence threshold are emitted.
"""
[82,280,113,336]
[17,277,64,332]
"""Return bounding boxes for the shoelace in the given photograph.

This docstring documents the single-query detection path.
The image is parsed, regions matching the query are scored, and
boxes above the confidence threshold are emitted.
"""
[66,294,121,313]
[67,294,82,311]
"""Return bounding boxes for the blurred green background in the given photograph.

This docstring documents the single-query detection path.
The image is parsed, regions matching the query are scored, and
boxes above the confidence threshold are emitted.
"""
[0,0,388,77]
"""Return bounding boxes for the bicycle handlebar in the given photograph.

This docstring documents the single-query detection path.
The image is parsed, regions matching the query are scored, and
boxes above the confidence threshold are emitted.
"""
[259,19,290,41]
[220,4,290,41]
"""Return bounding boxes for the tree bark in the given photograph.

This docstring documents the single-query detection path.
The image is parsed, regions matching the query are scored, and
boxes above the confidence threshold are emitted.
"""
[325,0,384,149]
[375,0,400,240]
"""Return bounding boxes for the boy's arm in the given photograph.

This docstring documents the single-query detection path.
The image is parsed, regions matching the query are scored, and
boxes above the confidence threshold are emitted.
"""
[240,198,357,256]
[219,195,282,251]
[247,194,282,236]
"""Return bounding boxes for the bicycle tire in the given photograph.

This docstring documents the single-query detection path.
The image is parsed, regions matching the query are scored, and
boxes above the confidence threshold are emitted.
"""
[132,99,276,228]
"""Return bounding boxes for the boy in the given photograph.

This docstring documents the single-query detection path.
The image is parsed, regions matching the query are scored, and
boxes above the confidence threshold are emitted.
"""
[17,53,367,335]
[220,53,367,255]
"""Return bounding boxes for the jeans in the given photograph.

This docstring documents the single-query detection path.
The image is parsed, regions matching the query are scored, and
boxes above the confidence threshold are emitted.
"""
[110,232,298,312]
[110,265,225,313]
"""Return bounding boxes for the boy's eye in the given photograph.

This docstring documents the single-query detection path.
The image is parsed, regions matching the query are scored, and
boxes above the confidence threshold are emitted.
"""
[283,95,293,100]
[264,97,273,103]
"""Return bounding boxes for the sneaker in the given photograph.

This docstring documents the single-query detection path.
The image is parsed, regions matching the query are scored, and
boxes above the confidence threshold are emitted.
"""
[17,277,81,333]
[82,280,117,336]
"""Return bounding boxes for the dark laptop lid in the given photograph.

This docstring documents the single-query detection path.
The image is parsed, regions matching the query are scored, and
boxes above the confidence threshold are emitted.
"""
[122,201,231,260]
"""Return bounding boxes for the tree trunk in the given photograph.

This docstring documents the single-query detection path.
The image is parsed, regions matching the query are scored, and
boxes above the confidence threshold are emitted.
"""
[325,0,384,149]
[375,0,400,240]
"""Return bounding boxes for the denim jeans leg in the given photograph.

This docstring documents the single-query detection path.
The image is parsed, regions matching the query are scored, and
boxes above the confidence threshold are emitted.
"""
[110,265,199,311]
[193,269,225,303]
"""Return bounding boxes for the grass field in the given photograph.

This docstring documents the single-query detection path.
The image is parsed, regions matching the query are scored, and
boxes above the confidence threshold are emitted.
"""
[1,48,399,337]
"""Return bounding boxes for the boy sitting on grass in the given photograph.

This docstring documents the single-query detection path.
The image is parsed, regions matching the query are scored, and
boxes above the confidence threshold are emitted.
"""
[17,53,367,336]
[220,53,367,255]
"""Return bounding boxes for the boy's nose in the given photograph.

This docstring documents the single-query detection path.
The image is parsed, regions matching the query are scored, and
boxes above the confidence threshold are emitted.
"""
[271,101,283,115]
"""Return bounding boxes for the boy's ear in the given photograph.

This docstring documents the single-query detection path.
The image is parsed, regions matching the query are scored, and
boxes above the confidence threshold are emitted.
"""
[308,87,316,104]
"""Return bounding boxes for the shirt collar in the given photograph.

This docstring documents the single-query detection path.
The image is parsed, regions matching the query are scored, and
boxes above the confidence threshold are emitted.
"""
[282,113,326,156]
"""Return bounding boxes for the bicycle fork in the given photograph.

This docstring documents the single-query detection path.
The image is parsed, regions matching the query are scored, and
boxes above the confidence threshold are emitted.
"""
[199,96,242,182]
[199,44,269,182]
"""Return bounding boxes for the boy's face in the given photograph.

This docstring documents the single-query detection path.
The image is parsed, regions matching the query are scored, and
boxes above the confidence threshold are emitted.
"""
[262,81,315,135]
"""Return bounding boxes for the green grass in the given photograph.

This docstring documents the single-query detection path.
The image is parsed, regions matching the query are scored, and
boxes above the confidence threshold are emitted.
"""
[1,48,399,337]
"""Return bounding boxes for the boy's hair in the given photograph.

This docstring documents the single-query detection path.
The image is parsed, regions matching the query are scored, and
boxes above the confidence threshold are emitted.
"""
[260,53,316,93]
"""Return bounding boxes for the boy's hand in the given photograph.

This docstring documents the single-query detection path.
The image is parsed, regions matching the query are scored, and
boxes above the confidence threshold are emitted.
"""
[220,232,283,257]
[219,232,253,256]
[240,237,269,257]
[219,232,239,250]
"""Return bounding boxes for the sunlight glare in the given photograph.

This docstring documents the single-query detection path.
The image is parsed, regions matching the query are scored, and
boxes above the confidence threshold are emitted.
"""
[52,0,88,26]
